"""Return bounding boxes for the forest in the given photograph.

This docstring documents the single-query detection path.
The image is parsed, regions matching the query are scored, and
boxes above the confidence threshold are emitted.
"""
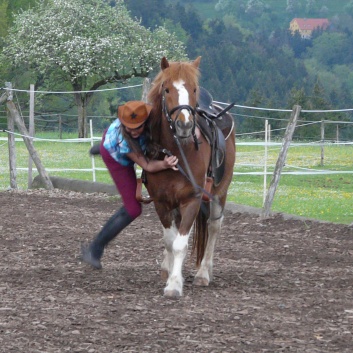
[1,0,353,139]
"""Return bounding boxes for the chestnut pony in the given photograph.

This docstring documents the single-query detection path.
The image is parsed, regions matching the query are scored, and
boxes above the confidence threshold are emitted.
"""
[146,57,235,297]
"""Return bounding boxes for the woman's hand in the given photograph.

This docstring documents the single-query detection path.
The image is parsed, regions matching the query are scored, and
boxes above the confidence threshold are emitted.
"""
[163,155,178,171]
[128,152,178,172]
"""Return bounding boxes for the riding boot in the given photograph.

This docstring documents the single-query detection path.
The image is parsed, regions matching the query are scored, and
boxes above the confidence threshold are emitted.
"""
[81,207,133,269]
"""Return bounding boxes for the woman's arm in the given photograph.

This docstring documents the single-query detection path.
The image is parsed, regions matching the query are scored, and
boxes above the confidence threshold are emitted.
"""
[127,152,178,172]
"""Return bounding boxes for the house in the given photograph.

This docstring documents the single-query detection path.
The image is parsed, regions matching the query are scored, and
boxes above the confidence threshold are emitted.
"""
[289,18,330,39]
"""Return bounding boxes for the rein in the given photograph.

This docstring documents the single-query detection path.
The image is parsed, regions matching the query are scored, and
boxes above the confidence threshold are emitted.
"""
[161,144,213,202]
[159,86,214,202]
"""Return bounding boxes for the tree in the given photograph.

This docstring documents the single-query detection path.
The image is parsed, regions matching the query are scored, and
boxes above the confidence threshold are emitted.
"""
[0,0,39,42]
[2,0,186,137]
[344,0,353,17]
[124,0,166,28]
[0,0,8,39]
[245,0,266,15]
[307,32,348,67]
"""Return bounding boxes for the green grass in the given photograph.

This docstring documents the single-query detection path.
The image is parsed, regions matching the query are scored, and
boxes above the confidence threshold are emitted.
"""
[0,132,352,224]
[228,141,353,224]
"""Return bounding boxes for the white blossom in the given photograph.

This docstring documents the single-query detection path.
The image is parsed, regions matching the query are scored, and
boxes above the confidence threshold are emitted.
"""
[2,0,187,85]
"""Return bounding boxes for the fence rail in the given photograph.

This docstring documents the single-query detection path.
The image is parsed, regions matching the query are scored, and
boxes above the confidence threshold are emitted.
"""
[1,82,353,223]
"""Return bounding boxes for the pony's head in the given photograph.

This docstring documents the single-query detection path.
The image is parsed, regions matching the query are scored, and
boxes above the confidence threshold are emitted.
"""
[148,57,201,139]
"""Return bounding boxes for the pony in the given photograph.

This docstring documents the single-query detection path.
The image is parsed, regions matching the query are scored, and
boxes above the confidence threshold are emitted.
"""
[145,56,236,297]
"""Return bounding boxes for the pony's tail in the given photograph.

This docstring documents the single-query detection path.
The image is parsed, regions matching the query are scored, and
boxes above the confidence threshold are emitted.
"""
[192,201,210,267]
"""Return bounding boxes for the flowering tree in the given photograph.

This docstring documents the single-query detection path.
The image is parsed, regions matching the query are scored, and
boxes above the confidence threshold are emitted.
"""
[3,0,186,137]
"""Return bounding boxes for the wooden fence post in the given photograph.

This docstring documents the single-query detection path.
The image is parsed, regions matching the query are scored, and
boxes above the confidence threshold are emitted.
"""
[7,108,17,189]
[263,119,269,206]
[59,115,62,139]
[28,84,35,188]
[2,83,17,189]
[261,105,301,219]
[4,83,53,190]
[320,120,325,166]
[89,119,96,182]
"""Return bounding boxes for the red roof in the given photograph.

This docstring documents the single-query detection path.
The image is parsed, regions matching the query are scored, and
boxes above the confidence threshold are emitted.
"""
[292,18,330,31]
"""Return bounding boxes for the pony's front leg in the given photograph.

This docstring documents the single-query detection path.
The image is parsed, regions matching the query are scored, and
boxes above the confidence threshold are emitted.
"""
[194,198,224,286]
[164,231,190,298]
[160,226,177,281]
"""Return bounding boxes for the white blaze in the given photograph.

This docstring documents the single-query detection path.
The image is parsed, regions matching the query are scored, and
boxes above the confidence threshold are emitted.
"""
[173,79,190,122]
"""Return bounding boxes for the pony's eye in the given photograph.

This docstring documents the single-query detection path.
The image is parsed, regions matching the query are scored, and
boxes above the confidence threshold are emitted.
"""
[165,88,170,94]
[194,88,197,93]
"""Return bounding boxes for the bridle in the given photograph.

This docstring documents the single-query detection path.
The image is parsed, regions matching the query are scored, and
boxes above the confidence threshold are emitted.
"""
[160,86,214,202]
[162,88,199,150]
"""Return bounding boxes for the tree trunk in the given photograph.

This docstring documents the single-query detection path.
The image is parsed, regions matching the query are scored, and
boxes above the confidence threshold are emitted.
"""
[74,92,94,138]
[75,93,87,138]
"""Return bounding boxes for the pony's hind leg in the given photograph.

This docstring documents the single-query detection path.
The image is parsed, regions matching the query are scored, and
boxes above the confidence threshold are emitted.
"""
[161,226,177,281]
[194,198,223,286]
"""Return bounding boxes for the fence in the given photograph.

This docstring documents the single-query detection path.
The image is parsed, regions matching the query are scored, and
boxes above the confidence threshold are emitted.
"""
[1,82,353,221]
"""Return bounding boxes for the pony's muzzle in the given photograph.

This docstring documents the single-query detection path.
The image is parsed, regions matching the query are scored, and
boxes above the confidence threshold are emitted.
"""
[175,118,193,138]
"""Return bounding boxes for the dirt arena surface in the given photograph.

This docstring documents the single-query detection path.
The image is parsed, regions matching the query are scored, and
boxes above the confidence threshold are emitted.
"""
[1,189,353,353]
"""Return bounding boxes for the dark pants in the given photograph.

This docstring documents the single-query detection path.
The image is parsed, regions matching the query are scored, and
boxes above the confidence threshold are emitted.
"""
[100,133,142,220]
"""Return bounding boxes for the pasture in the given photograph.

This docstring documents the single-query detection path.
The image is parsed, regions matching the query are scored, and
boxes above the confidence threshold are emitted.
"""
[0,133,352,224]
[1,189,352,352]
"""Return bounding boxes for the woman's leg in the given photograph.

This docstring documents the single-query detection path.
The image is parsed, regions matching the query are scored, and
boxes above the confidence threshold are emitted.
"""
[81,142,142,269]
[100,142,142,219]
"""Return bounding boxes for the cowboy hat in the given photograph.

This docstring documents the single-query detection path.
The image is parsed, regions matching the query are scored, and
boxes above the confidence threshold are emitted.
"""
[118,101,152,129]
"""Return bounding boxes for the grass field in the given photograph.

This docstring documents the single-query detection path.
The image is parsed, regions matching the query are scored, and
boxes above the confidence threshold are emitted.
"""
[0,132,352,224]
[231,141,353,224]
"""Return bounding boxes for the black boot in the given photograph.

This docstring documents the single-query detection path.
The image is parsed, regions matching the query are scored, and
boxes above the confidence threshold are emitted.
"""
[81,207,133,269]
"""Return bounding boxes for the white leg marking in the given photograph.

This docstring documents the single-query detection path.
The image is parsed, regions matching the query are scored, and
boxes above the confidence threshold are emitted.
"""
[164,232,190,297]
[173,79,190,122]
[161,225,177,278]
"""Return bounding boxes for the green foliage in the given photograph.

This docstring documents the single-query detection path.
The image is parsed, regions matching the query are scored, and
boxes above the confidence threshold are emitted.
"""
[0,0,8,38]
[3,0,186,85]
[2,0,353,141]
[1,0,186,137]
[307,32,350,67]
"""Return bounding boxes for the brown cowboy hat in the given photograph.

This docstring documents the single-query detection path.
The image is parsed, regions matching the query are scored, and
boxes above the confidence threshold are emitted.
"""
[118,101,152,129]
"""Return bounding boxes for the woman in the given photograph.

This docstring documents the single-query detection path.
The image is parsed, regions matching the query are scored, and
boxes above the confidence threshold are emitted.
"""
[81,101,178,269]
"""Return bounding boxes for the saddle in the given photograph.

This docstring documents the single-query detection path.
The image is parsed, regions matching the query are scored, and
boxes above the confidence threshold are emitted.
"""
[196,87,235,187]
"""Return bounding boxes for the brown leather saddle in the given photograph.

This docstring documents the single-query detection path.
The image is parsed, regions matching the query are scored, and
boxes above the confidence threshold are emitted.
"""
[196,87,235,187]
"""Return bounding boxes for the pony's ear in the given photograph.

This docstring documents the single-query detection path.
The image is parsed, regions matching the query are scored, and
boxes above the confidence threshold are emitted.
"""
[161,57,169,70]
[193,56,202,68]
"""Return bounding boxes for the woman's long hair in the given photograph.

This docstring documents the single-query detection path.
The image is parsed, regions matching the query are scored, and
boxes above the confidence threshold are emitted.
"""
[119,119,151,158]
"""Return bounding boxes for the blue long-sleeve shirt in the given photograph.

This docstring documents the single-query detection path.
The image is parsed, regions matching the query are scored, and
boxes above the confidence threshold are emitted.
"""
[103,119,146,166]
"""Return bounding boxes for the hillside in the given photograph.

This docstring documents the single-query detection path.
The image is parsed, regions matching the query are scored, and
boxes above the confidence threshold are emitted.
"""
[128,0,353,139]
[1,0,352,139]
[182,0,351,22]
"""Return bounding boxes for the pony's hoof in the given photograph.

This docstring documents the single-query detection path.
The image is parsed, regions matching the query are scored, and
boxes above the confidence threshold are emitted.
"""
[161,269,169,281]
[164,289,182,298]
[193,277,209,286]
